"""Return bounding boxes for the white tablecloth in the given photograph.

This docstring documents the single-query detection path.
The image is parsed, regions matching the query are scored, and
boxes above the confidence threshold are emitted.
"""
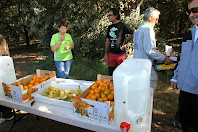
[0,78,153,132]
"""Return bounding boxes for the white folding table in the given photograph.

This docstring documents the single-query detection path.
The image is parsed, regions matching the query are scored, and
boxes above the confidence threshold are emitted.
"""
[0,78,153,132]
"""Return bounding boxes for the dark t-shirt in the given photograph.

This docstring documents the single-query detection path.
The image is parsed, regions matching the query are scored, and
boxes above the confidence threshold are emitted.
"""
[106,21,135,54]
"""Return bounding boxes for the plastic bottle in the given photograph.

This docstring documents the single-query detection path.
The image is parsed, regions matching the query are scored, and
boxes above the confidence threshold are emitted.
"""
[0,56,17,93]
[113,59,152,129]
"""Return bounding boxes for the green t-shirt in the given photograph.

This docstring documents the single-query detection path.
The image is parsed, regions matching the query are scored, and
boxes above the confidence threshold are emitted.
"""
[50,33,74,61]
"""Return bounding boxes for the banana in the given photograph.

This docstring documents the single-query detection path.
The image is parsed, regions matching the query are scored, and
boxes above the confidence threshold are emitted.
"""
[49,90,54,96]
[55,97,61,100]
[42,92,49,96]
[75,90,80,96]
[65,90,75,94]
[44,89,50,94]
[68,93,75,97]
[60,93,67,100]
[76,85,83,96]
[60,90,65,97]
[53,90,60,98]
[48,86,59,91]
[48,94,54,98]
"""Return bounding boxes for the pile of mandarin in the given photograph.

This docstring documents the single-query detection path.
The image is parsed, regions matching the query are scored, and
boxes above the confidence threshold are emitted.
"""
[86,79,114,102]
[16,75,54,90]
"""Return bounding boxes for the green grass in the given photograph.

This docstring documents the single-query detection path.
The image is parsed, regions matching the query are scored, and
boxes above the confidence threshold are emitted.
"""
[27,57,109,81]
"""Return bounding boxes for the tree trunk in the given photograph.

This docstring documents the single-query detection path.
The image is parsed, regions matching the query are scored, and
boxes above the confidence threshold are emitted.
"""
[23,25,30,47]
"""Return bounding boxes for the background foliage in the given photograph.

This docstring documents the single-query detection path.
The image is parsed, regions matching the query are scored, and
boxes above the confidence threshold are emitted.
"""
[0,0,193,58]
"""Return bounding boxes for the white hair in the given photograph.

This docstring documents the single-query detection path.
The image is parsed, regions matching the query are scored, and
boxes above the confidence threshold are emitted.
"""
[143,7,160,21]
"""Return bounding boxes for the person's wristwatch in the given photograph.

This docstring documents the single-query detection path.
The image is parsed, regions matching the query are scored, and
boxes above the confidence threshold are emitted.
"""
[58,41,61,44]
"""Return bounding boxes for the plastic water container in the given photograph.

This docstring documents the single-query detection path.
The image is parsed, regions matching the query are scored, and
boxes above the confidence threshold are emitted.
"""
[0,56,17,93]
[113,59,152,128]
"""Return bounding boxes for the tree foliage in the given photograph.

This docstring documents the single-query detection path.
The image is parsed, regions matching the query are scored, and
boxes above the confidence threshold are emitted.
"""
[0,0,193,58]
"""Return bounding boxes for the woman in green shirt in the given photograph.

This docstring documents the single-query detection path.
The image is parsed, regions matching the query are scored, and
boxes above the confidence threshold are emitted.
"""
[50,21,74,79]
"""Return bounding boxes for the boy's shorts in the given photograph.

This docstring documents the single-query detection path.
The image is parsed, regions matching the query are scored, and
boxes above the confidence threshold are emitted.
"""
[108,52,126,67]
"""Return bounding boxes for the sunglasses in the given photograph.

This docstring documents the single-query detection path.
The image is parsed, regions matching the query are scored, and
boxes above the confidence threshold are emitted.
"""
[107,14,113,17]
[186,7,198,15]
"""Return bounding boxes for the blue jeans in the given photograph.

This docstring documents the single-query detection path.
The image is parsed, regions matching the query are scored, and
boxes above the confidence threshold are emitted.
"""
[55,59,72,79]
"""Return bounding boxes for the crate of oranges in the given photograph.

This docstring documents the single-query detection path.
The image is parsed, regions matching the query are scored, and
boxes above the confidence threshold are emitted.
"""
[73,74,114,125]
[3,69,56,103]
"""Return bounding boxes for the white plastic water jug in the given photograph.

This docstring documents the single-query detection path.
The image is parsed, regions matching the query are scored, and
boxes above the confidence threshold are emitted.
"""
[113,59,152,128]
[0,56,17,93]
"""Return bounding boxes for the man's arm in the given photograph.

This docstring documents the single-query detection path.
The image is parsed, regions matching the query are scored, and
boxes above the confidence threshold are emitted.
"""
[121,30,136,50]
[104,38,110,62]
[143,29,172,64]
[125,30,136,43]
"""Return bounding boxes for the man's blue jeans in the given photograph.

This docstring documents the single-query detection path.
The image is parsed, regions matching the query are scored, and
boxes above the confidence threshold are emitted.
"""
[55,59,72,79]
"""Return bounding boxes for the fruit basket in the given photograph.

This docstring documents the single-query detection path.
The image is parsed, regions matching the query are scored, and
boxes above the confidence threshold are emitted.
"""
[3,69,56,103]
[32,83,86,109]
[73,74,114,125]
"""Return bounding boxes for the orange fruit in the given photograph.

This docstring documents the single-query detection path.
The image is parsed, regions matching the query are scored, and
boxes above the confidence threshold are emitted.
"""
[45,76,49,79]
[28,94,34,100]
[99,82,104,86]
[22,93,28,101]
[49,75,54,78]
[33,76,37,82]
[86,96,91,99]
[111,91,114,94]
[94,88,101,93]
[94,82,99,87]
[23,82,28,86]
[89,90,95,94]
[17,81,22,86]
[34,88,38,92]
[28,84,34,88]
[104,90,110,95]
[36,77,40,81]
[27,87,34,94]
[91,94,97,100]
[100,86,106,91]
[102,97,108,101]
[40,76,44,79]
[87,93,93,98]
[30,80,35,84]
[39,79,42,83]
[101,94,106,98]
[96,80,102,84]
[34,82,40,86]
[110,86,114,91]
[103,79,109,83]
[23,85,29,90]
[41,78,46,81]
[95,93,100,98]
[91,85,97,90]
[97,98,104,102]
[90,98,96,101]
[107,94,114,101]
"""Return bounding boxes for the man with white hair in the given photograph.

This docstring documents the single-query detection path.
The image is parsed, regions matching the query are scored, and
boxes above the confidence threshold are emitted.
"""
[133,7,172,89]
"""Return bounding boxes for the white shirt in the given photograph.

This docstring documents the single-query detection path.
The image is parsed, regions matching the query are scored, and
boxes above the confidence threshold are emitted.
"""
[194,24,198,45]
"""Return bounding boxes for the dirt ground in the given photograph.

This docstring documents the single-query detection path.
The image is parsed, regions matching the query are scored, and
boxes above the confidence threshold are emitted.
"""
[1,44,181,132]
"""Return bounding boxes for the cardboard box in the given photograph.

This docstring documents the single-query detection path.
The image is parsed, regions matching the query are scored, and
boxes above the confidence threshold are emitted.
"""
[73,74,114,125]
[32,82,88,109]
[3,69,56,103]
